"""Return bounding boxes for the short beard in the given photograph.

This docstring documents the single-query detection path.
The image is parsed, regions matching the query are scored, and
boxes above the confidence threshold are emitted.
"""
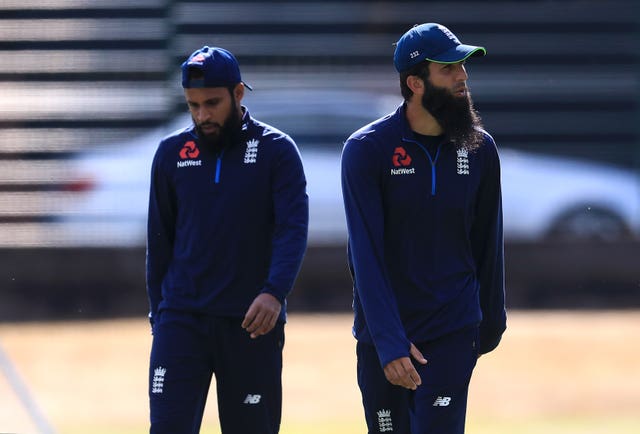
[193,98,241,151]
[421,80,484,150]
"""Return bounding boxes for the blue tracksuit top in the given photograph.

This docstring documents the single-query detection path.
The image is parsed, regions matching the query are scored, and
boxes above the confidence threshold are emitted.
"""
[146,107,308,324]
[341,103,506,368]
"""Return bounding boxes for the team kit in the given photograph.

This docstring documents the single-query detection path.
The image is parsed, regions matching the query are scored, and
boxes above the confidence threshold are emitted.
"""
[146,23,506,434]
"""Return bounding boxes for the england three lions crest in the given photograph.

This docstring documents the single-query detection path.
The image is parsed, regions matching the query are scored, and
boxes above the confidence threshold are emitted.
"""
[244,139,259,164]
[456,149,469,175]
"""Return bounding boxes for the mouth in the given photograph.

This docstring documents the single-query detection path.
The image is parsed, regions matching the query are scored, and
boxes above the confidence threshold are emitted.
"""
[199,123,221,134]
[453,86,467,97]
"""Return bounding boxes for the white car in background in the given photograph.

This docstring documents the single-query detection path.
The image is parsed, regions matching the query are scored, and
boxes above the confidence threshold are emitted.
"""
[60,90,640,246]
[500,148,640,241]
[61,118,351,247]
[61,89,398,246]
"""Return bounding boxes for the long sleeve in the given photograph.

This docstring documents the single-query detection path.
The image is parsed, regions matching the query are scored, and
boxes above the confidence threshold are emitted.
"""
[262,142,309,303]
[471,138,507,354]
[145,145,176,325]
[341,138,411,368]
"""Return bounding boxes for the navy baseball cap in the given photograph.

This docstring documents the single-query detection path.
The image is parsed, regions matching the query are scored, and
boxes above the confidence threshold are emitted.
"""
[393,23,486,73]
[181,46,253,90]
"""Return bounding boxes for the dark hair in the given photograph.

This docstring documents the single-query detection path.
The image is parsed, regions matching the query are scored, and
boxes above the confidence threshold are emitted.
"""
[187,67,204,80]
[399,60,431,101]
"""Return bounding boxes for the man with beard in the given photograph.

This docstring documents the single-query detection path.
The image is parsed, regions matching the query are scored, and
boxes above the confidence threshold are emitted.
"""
[341,23,506,433]
[146,46,308,434]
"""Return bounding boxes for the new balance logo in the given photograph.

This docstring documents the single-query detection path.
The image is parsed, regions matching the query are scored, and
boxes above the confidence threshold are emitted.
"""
[377,409,393,432]
[151,366,166,394]
[433,396,452,407]
[243,394,262,404]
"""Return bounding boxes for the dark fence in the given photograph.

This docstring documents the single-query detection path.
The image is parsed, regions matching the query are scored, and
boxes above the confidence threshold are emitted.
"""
[2,241,639,321]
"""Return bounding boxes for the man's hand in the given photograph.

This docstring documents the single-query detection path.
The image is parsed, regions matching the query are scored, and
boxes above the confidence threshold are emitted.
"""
[242,293,282,339]
[383,343,428,390]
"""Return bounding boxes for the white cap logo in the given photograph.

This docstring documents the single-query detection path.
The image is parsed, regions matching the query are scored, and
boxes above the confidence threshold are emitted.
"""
[438,24,460,43]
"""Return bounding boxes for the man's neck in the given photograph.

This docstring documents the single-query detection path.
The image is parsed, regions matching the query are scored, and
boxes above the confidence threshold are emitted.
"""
[405,99,443,136]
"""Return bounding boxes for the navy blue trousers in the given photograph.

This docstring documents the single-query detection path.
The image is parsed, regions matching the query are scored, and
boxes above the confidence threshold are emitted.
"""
[149,310,284,434]
[357,327,479,434]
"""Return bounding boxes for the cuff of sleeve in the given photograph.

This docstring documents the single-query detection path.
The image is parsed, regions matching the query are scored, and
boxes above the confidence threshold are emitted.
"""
[375,334,412,368]
[478,325,505,354]
[261,287,286,305]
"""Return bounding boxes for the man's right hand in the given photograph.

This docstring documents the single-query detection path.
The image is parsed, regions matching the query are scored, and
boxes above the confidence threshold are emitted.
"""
[383,343,428,390]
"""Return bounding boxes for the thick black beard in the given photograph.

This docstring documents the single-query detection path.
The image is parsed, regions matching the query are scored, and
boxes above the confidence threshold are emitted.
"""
[421,80,484,150]
[193,99,242,151]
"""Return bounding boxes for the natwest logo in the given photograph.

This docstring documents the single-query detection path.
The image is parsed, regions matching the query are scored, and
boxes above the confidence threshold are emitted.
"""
[179,141,200,159]
[392,147,412,167]
[188,54,206,65]
[177,140,202,168]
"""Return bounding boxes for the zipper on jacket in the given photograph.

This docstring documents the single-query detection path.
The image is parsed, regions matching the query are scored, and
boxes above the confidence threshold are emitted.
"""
[430,157,437,195]
[411,141,441,196]
[214,149,225,184]
[429,146,441,196]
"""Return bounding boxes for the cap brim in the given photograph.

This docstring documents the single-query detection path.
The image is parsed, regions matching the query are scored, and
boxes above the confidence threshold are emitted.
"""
[426,45,486,64]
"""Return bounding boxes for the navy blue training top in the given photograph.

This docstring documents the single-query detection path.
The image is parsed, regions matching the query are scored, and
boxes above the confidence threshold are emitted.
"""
[146,108,309,324]
[341,104,506,368]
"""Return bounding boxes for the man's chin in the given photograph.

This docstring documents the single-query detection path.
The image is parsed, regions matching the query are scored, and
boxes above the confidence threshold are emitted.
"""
[201,132,220,141]
[196,128,221,143]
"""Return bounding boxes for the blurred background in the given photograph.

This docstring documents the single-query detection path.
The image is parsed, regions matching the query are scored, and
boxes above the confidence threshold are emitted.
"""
[1,0,638,319]
[1,1,639,433]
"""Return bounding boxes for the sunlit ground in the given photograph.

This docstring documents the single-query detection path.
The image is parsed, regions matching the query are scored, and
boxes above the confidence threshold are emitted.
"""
[1,311,639,434]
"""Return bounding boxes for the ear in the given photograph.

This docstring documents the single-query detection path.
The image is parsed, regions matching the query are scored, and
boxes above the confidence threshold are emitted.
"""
[233,83,245,104]
[406,75,425,96]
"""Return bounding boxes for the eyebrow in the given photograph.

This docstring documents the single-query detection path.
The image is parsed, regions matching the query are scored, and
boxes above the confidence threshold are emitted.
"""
[187,97,222,106]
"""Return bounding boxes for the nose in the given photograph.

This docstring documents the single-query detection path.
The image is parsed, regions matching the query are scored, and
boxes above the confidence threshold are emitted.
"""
[195,107,210,123]
[456,63,468,81]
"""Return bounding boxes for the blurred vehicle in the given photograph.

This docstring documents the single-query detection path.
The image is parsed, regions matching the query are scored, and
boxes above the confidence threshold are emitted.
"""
[60,90,640,247]
[60,89,398,247]
[501,149,640,242]
[61,127,350,247]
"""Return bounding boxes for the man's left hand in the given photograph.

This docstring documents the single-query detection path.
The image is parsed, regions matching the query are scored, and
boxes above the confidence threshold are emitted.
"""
[242,293,282,339]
